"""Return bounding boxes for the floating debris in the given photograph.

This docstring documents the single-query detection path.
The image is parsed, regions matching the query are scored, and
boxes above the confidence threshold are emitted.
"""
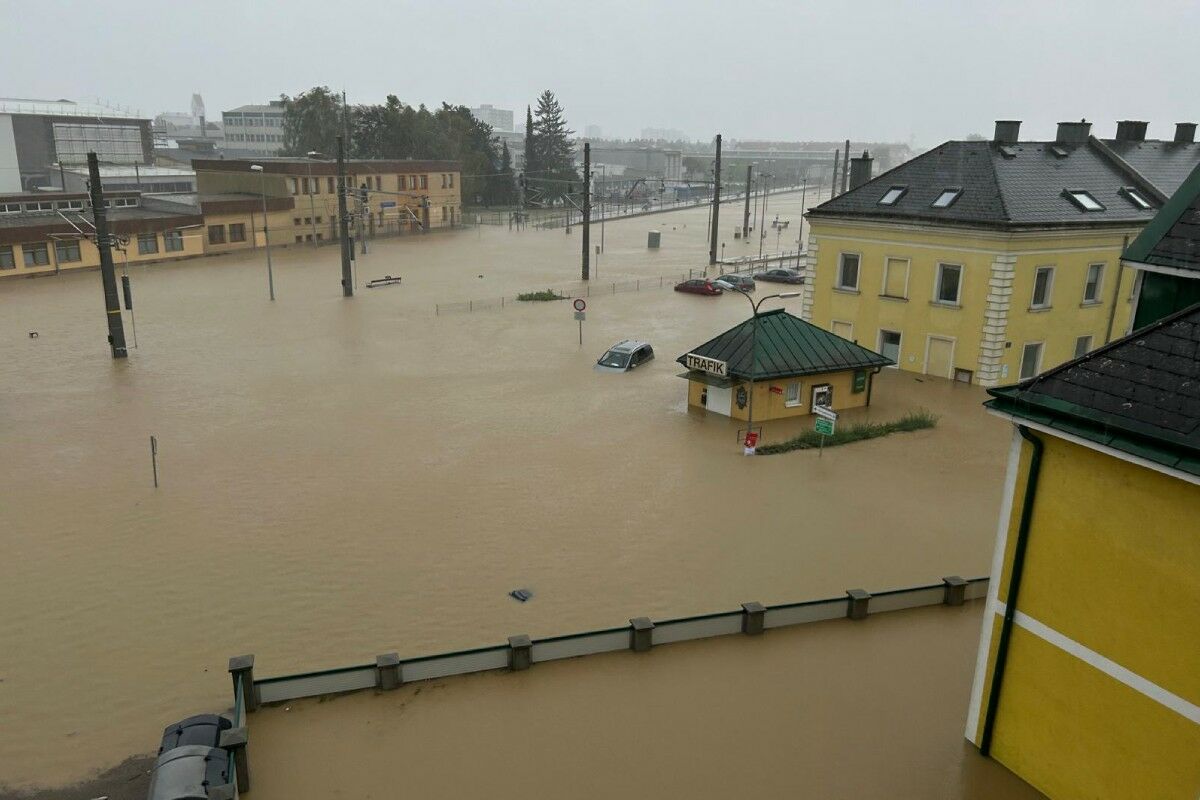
[509,588,533,602]
[28,331,38,338]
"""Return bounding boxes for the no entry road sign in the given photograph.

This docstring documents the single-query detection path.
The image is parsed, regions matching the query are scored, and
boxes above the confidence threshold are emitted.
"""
[573,298,587,311]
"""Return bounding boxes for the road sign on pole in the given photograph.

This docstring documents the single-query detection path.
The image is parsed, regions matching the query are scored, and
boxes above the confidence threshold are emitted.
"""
[743,430,759,456]
[814,416,835,436]
[813,405,838,422]
[574,309,585,346]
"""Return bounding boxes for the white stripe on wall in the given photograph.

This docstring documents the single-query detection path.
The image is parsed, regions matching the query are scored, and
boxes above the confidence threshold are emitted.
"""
[965,429,1023,742]
[995,601,1200,726]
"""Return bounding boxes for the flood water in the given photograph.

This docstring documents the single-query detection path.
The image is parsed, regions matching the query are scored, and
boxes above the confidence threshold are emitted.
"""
[0,192,1012,789]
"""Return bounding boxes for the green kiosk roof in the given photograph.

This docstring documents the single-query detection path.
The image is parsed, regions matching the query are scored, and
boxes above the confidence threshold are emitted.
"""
[676,309,892,381]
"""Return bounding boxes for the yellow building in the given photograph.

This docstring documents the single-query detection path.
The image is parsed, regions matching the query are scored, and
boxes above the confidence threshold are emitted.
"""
[966,304,1200,799]
[0,190,205,278]
[675,308,892,421]
[803,120,1200,386]
[191,158,463,253]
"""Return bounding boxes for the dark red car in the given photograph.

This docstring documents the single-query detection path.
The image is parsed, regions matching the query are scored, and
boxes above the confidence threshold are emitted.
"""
[674,278,723,296]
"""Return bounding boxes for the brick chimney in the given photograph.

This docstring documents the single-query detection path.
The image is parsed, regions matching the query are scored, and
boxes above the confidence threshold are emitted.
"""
[993,120,1021,145]
[1056,120,1092,144]
[1114,120,1148,142]
[1175,122,1197,144]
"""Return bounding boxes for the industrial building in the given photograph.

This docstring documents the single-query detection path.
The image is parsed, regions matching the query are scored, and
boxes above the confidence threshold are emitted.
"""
[0,98,153,193]
[469,104,514,132]
[968,301,1200,798]
[0,190,204,277]
[803,119,1200,386]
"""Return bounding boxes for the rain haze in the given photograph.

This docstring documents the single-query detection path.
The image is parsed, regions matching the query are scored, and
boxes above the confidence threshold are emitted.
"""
[2,2,1199,799]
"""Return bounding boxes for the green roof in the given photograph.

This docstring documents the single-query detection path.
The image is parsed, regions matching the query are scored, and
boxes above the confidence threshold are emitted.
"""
[1122,160,1200,274]
[985,302,1200,478]
[675,309,892,381]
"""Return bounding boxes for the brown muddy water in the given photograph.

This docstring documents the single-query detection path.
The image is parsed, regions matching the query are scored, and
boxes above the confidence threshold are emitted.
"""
[0,192,1011,790]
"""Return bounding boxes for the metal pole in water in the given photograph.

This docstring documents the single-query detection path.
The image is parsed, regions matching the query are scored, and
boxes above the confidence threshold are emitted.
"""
[87,152,128,359]
[150,435,158,487]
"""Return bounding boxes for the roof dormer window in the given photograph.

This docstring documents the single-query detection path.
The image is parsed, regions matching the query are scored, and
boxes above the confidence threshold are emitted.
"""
[1119,186,1152,210]
[931,189,962,208]
[1064,189,1104,212]
[878,186,907,206]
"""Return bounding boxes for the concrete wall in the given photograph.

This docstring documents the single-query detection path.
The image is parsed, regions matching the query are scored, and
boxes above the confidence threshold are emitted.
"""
[968,431,1200,799]
[807,218,1140,385]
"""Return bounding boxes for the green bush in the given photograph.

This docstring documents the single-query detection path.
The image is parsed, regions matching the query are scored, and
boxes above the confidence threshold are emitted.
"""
[756,409,938,455]
[516,290,567,301]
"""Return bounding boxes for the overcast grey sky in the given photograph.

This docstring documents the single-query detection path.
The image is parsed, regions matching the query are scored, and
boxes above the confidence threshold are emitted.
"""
[2,0,1195,146]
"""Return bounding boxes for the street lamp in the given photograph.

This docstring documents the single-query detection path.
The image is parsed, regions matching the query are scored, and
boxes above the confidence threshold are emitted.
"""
[249,164,275,301]
[727,288,801,450]
[758,172,775,260]
[306,151,324,248]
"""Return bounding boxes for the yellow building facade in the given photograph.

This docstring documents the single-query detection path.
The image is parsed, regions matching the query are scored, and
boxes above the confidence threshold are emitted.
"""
[804,219,1139,386]
[803,120,1200,386]
[968,305,1200,798]
[684,366,874,421]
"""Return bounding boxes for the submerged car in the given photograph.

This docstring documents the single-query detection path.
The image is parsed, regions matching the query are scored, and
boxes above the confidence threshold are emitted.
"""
[596,340,655,372]
[674,278,723,296]
[756,269,804,284]
[714,274,756,292]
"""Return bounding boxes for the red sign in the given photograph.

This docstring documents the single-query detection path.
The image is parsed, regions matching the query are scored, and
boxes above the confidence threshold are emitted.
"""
[769,385,783,395]
[744,431,759,448]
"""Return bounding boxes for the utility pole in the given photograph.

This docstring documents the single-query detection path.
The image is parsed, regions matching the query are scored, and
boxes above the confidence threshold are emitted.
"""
[709,133,721,265]
[831,150,840,198]
[841,139,850,195]
[582,142,590,280]
[336,135,353,297]
[87,152,128,359]
[742,164,753,239]
[357,182,368,256]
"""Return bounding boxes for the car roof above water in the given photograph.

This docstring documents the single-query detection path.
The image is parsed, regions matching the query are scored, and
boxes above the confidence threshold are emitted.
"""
[608,339,649,353]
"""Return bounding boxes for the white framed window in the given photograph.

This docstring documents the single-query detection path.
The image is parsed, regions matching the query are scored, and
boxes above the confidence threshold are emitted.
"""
[837,253,860,290]
[811,383,833,409]
[935,263,962,305]
[931,188,962,208]
[784,381,802,407]
[878,186,906,205]
[1031,266,1054,309]
[1074,335,1093,359]
[1020,342,1043,380]
[0,202,21,214]
[881,257,909,298]
[1065,190,1103,211]
[55,240,81,263]
[1083,263,1104,304]
[164,230,184,252]
[1120,187,1151,210]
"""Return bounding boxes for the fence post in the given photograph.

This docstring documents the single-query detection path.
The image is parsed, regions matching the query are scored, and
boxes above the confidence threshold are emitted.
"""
[942,576,968,606]
[846,589,871,620]
[376,652,402,690]
[508,635,532,671]
[219,727,250,793]
[741,602,765,635]
[629,617,654,652]
[228,655,258,712]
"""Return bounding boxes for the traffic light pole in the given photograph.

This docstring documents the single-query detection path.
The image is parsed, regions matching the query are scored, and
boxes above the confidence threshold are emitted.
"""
[87,152,128,358]
[336,136,353,297]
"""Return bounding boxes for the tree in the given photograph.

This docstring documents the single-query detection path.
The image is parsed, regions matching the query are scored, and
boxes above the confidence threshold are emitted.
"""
[281,86,344,157]
[493,141,516,206]
[523,105,537,177]
[529,90,577,204]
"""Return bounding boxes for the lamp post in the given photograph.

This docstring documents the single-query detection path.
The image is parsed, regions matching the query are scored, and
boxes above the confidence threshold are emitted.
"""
[727,289,801,450]
[249,164,275,301]
[306,151,324,247]
[758,172,774,259]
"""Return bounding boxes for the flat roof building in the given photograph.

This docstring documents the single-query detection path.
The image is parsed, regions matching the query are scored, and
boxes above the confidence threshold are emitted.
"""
[222,100,287,157]
[469,104,513,132]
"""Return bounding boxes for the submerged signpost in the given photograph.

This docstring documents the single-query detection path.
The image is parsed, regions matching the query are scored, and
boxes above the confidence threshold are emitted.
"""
[573,298,586,346]
[814,405,837,456]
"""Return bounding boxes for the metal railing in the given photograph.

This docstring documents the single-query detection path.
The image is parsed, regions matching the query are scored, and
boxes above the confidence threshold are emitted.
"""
[248,575,988,705]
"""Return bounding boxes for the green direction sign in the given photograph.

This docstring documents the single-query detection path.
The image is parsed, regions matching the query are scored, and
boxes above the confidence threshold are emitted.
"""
[815,417,835,436]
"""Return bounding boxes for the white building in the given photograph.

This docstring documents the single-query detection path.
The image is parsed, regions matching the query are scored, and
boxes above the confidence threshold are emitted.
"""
[222,101,287,156]
[469,104,514,132]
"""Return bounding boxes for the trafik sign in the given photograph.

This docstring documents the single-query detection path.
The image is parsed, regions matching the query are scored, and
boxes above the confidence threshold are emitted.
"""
[685,353,728,377]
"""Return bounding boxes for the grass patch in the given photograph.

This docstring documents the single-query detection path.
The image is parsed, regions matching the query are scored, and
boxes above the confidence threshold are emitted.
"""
[516,290,567,301]
[757,409,938,455]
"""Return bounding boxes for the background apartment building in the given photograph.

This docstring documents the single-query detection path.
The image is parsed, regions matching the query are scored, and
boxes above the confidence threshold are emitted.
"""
[222,101,287,156]
[469,104,514,132]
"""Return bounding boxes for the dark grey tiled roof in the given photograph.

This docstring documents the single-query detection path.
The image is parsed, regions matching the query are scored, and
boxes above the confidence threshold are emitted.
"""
[809,138,1200,229]
[987,303,1200,475]
[1123,163,1200,273]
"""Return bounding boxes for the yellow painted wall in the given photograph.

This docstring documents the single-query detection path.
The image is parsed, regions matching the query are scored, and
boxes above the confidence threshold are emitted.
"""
[971,432,1200,798]
[686,368,873,421]
[808,219,1141,385]
[2,228,206,278]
